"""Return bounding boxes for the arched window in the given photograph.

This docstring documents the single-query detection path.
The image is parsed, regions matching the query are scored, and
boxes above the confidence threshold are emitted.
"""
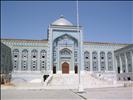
[40,50,46,59]
[126,52,132,72]
[92,51,98,71]
[107,52,113,71]
[40,50,47,70]
[100,51,105,71]
[84,51,90,71]
[60,48,71,55]
[60,48,72,59]
[31,49,38,71]
[31,49,37,58]
[13,49,19,70]
[21,49,28,70]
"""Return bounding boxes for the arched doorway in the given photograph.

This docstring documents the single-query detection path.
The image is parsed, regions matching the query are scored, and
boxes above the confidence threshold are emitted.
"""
[62,62,69,74]
[75,65,78,74]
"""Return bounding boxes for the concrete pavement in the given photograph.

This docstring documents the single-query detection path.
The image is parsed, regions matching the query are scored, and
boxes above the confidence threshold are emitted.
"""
[1,87,133,100]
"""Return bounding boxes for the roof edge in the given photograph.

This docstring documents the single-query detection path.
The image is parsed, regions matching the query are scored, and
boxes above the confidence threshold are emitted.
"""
[1,38,48,41]
[84,41,131,45]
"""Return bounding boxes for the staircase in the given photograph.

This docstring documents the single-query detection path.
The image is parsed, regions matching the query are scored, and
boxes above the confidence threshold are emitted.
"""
[82,72,114,88]
[47,74,79,89]
[45,72,121,89]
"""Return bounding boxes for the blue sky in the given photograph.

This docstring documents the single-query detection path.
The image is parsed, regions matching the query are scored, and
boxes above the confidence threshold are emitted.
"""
[1,1,133,43]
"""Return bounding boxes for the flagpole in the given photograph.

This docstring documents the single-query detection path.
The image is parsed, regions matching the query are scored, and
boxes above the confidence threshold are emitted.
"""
[76,0,84,92]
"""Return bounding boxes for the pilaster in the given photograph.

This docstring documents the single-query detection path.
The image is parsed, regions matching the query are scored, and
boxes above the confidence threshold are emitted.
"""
[18,49,22,71]
[105,51,108,71]
[47,27,53,74]
[28,49,31,71]
[37,49,40,71]
[90,50,93,72]
[98,51,100,72]
[80,29,84,71]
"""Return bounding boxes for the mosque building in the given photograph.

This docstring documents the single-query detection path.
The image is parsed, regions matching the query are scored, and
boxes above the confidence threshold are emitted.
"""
[1,16,133,87]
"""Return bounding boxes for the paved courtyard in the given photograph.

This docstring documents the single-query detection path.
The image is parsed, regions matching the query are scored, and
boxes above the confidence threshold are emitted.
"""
[1,87,133,100]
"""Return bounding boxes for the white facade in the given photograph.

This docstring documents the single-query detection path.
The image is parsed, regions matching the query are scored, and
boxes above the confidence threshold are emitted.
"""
[1,16,133,85]
[115,45,133,81]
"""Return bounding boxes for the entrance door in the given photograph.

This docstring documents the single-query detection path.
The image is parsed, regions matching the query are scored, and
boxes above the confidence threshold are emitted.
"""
[75,65,78,74]
[53,66,56,74]
[62,62,69,74]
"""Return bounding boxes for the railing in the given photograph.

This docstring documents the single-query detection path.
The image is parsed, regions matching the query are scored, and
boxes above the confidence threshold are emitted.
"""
[90,72,114,84]
[43,74,53,86]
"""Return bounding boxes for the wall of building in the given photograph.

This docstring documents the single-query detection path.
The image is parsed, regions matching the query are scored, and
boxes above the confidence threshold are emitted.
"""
[114,44,133,81]
[83,42,126,72]
[1,39,48,83]
[47,25,84,74]
[83,42,127,80]
[1,43,12,84]
[1,38,131,84]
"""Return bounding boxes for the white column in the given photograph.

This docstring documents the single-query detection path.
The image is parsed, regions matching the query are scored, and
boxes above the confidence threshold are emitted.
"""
[119,54,123,73]
[57,46,60,73]
[113,55,118,83]
[46,45,50,73]
[112,52,115,71]
[114,56,118,73]
[72,46,74,72]
[124,52,128,73]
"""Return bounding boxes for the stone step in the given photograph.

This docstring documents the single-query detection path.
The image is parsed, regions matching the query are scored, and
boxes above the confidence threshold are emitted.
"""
[48,73,114,88]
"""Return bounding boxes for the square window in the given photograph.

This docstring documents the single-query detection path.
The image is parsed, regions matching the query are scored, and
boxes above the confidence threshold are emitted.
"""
[42,56,45,58]
[42,61,45,63]
[14,55,17,57]
[101,57,104,59]
[42,66,44,68]
[94,57,96,59]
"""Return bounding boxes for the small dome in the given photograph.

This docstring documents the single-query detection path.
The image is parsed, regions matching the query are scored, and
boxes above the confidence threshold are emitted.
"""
[51,15,73,26]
